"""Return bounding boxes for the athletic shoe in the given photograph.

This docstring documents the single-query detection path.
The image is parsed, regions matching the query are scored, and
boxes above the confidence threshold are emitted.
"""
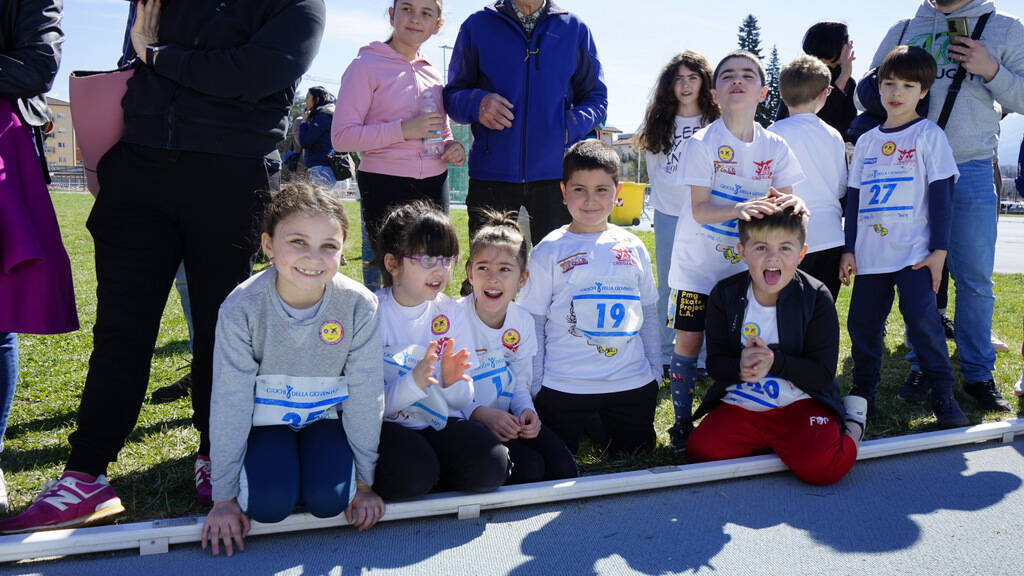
[150,372,192,404]
[931,394,970,429]
[668,421,693,453]
[842,396,868,442]
[0,467,7,514]
[963,379,1012,412]
[848,385,876,419]
[0,472,124,534]
[195,456,212,507]
[897,370,930,404]
[1014,367,1024,397]
[991,331,1010,353]
[940,314,955,340]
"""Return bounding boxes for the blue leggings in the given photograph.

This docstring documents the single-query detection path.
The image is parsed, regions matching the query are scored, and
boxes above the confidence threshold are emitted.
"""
[0,332,16,453]
[239,418,355,523]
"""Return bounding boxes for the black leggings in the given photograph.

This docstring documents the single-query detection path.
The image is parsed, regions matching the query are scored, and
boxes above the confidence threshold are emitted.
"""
[534,382,659,456]
[356,170,449,261]
[505,424,579,484]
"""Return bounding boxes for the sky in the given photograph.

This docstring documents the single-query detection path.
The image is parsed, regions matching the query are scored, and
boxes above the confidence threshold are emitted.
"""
[52,0,1023,163]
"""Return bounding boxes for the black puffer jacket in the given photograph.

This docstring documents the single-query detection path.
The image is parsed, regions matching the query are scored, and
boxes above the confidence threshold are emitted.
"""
[0,0,63,127]
[121,0,325,158]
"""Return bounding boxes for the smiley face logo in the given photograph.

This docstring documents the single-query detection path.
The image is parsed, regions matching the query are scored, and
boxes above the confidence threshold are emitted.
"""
[431,314,450,336]
[718,145,735,162]
[742,322,760,340]
[881,141,896,156]
[319,321,344,345]
[502,329,521,352]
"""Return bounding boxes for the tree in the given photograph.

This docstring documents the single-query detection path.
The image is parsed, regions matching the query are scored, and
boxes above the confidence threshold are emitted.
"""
[758,45,782,127]
[737,14,762,60]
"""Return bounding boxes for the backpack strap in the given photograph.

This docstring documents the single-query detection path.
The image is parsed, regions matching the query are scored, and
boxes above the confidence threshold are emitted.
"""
[937,11,993,129]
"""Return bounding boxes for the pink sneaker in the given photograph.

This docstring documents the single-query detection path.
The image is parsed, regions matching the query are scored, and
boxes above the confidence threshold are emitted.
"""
[0,472,124,534]
[194,456,212,507]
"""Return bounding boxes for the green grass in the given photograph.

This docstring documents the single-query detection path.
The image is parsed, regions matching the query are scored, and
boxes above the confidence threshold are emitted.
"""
[4,192,1023,521]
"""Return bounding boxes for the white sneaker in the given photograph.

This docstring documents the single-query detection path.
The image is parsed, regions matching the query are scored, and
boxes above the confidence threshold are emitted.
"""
[1014,367,1024,397]
[0,467,7,514]
[843,396,868,443]
[992,331,1010,353]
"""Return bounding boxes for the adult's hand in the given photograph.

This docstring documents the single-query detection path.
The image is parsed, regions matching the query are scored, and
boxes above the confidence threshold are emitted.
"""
[836,41,856,93]
[478,93,514,130]
[131,0,161,65]
[948,37,999,82]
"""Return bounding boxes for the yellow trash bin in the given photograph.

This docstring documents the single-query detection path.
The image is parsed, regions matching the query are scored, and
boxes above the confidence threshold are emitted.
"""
[610,181,645,226]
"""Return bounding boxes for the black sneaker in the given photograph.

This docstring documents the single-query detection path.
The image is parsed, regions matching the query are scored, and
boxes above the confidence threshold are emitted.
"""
[668,421,693,452]
[963,379,1012,412]
[940,314,955,340]
[897,370,929,404]
[151,372,192,404]
[931,394,969,428]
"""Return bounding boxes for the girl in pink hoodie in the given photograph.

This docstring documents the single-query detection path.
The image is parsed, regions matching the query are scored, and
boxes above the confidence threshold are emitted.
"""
[332,0,465,290]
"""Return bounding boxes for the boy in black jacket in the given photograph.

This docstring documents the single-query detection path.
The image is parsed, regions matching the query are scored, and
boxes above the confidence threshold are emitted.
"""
[687,207,866,486]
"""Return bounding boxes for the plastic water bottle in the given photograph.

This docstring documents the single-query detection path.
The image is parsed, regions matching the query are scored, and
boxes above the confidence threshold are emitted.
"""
[420,91,444,157]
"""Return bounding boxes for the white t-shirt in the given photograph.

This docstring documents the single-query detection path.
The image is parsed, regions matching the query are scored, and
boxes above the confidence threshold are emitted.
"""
[768,113,847,253]
[458,295,538,418]
[847,119,958,275]
[647,115,705,217]
[517,225,658,395]
[668,120,805,295]
[722,287,810,411]
[377,288,478,430]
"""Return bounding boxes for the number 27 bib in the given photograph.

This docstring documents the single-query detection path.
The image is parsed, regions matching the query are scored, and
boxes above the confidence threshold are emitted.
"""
[858,164,915,226]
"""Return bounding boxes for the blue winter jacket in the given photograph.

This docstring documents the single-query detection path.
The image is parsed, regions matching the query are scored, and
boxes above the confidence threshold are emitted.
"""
[298,106,334,169]
[443,0,607,183]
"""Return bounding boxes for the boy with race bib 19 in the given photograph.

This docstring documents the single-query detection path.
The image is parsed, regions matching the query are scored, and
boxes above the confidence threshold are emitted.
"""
[517,140,661,455]
[839,46,967,428]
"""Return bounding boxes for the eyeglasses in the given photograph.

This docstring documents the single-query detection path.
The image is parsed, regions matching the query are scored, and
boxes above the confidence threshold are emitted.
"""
[403,254,458,270]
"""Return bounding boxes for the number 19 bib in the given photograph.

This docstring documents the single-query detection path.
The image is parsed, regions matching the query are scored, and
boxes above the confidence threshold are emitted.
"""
[569,272,643,349]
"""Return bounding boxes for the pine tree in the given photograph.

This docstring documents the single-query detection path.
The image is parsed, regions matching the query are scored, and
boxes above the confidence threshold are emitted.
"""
[737,15,762,60]
[758,45,782,127]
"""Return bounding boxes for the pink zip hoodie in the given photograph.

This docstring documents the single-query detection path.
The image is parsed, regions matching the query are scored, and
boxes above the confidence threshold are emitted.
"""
[332,41,453,180]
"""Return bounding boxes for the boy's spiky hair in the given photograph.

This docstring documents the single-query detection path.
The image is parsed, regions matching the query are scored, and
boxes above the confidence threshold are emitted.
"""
[738,203,808,246]
[562,139,620,185]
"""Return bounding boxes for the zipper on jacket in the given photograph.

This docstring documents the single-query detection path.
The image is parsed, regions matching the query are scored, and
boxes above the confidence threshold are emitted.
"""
[521,40,540,182]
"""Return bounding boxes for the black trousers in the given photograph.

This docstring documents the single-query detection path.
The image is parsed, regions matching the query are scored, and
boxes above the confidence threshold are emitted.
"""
[505,424,578,484]
[798,246,843,303]
[69,142,270,476]
[373,419,509,501]
[534,381,659,456]
[355,169,449,258]
[467,178,571,246]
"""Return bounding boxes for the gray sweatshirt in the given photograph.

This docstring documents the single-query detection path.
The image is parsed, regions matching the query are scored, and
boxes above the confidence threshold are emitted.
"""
[210,268,384,503]
[870,0,1024,163]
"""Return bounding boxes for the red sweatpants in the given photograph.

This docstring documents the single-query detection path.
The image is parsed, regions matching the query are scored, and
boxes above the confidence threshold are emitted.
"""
[687,399,858,486]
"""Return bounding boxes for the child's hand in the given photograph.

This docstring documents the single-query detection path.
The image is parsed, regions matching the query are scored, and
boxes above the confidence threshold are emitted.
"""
[740,337,773,383]
[518,409,542,439]
[439,340,473,388]
[471,405,521,441]
[411,341,441,390]
[201,499,251,557]
[734,199,778,221]
[401,112,445,141]
[345,483,385,532]
[839,252,857,286]
[441,141,466,165]
[912,250,947,294]
[767,187,810,216]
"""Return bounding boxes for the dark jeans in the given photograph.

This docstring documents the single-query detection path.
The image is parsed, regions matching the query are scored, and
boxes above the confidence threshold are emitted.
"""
[848,266,956,398]
[798,246,843,303]
[373,419,509,500]
[534,381,659,456]
[240,419,354,523]
[505,424,578,484]
[467,179,570,246]
[355,170,449,289]
[69,142,270,476]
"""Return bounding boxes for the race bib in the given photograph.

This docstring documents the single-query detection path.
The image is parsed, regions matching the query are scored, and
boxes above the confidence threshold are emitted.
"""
[470,349,513,412]
[383,344,449,430]
[569,274,643,348]
[701,171,770,245]
[858,164,916,226]
[252,374,347,429]
[723,375,808,412]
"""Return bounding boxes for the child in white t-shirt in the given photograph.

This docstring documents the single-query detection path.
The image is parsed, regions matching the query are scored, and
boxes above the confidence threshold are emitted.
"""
[769,55,847,301]
[839,46,967,428]
[459,210,577,483]
[666,50,806,451]
[372,201,509,499]
[518,140,661,455]
[636,50,721,376]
